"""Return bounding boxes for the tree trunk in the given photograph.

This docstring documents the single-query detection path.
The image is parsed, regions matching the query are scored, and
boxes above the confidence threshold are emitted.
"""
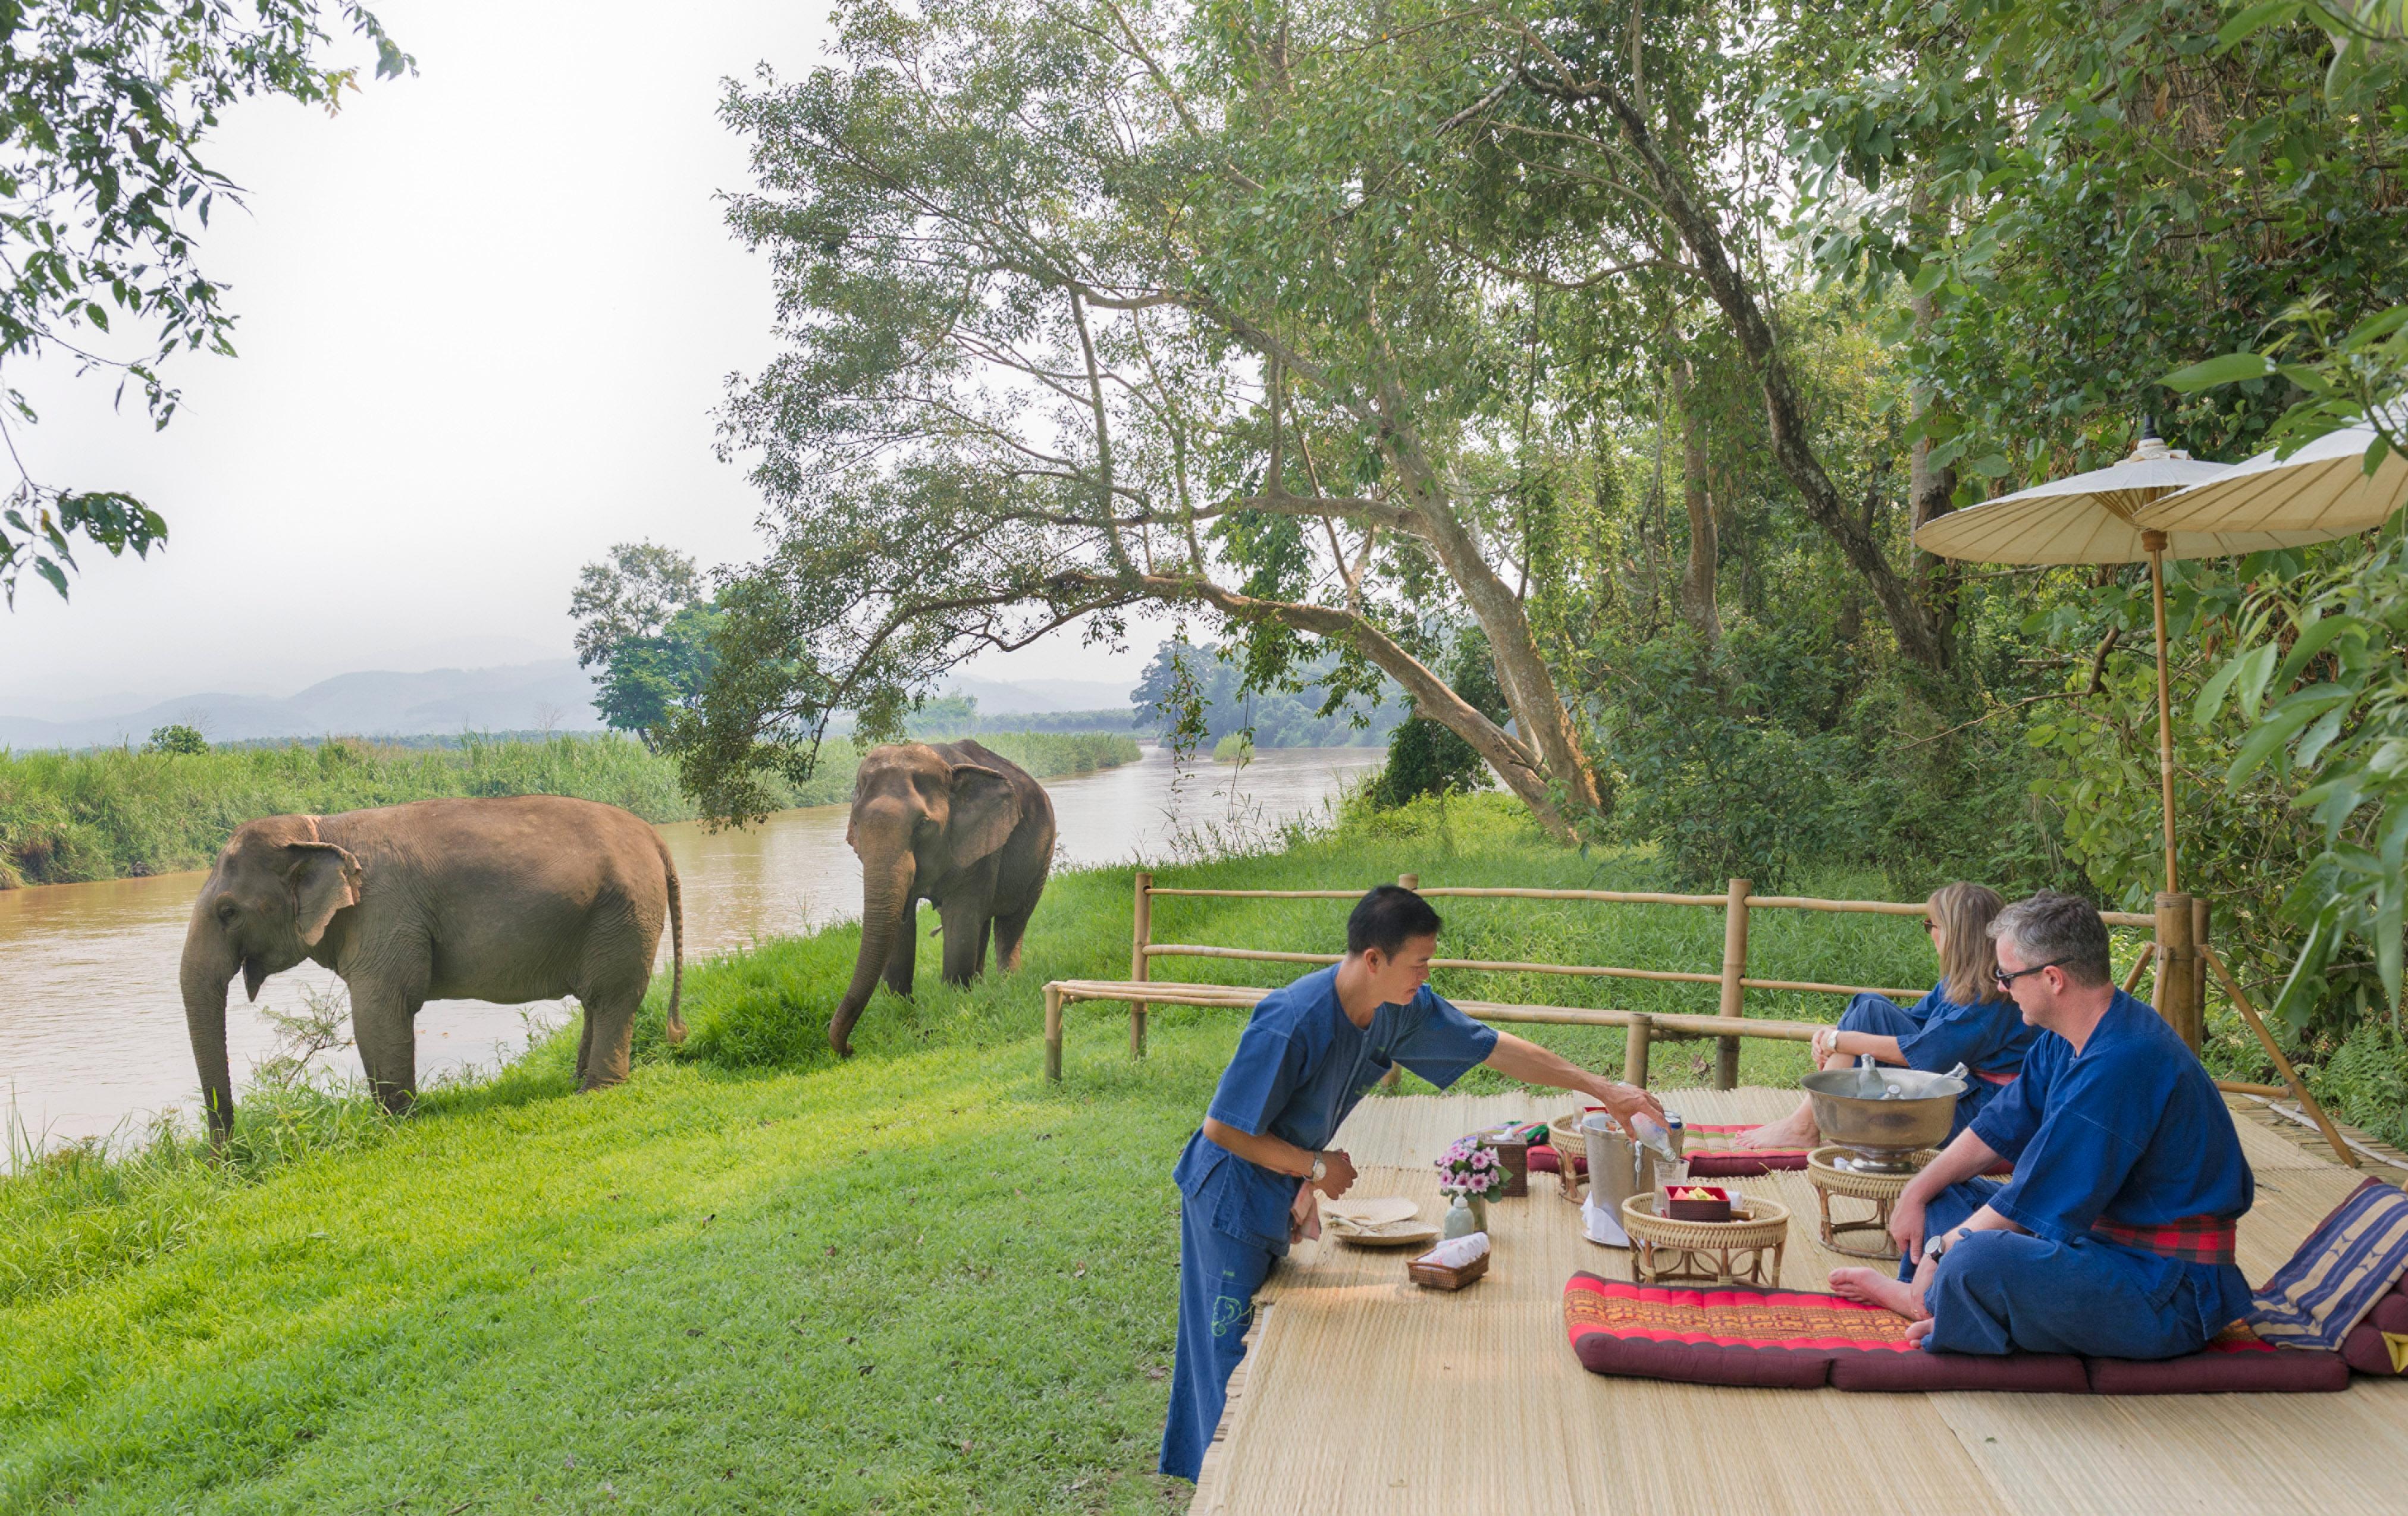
[1542,69,1951,671]
[1673,357,1721,645]
[1907,283,1961,660]
[830,856,914,1057]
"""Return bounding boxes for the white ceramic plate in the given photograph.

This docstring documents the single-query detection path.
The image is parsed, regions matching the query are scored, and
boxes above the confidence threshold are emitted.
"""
[1321,1196,1419,1227]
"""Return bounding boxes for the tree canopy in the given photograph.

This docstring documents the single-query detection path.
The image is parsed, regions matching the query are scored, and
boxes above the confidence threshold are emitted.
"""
[0,0,408,605]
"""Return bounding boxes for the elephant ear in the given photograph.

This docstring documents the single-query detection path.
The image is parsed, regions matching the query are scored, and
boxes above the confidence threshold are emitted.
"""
[947,764,1021,869]
[286,842,364,947]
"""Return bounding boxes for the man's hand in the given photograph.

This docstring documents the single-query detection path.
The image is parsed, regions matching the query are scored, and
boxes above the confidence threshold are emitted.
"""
[1591,1080,1666,1135]
[1313,1148,1357,1199]
[1890,1191,1928,1261]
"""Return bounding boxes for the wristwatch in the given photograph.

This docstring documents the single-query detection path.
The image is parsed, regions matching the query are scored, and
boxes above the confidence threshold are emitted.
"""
[1308,1153,1328,1185]
[1922,1233,1948,1261]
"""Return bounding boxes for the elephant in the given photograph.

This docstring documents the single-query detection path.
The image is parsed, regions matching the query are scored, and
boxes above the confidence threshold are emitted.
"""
[180,795,684,1138]
[829,739,1056,1056]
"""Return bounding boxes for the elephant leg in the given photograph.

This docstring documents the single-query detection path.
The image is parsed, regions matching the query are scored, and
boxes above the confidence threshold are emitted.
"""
[990,902,1037,974]
[883,900,919,998]
[939,892,991,985]
[977,916,993,972]
[574,998,595,1085]
[349,980,419,1117]
[577,987,642,1091]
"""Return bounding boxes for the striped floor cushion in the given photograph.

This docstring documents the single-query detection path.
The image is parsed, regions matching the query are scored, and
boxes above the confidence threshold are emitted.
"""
[1563,1274,2347,1394]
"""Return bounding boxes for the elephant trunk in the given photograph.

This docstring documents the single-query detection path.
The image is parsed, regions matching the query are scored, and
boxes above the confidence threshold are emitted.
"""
[180,915,240,1143]
[832,854,914,1057]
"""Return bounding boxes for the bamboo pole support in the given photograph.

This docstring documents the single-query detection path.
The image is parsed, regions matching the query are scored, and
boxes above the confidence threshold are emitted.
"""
[1716,878,1751,1090]
[2122,945,2153,995]
[2190,896,2212,1056]
[2154,892,2200,1051]
[2201,944,2356,1167]
[1625,1012,1653,1089]
[2144,532,2180,894]
[1130,870,1153,1060]
[1379,874,1419,1089]
[1045,983,1064,1082]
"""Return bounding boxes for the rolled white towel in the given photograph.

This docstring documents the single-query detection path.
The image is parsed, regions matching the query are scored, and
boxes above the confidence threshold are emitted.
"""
[1416,1231,1490,1270]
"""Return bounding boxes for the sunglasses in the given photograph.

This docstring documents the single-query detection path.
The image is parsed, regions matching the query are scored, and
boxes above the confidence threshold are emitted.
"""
[1992,959,2065,989]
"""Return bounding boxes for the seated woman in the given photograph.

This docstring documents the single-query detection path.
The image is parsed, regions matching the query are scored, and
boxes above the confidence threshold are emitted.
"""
[1737,882,2037,1151]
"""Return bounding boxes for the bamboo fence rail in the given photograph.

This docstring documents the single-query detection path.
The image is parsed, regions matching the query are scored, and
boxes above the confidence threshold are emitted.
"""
[1046,870,2354,1160]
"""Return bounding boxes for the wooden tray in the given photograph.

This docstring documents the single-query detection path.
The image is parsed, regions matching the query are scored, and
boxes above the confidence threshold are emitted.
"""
[1407,1250,1490,1291]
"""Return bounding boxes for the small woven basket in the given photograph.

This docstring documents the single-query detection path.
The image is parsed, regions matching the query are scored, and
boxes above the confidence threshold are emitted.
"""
[1407,1250,1490,1291]
[1620,1192,1789,1286]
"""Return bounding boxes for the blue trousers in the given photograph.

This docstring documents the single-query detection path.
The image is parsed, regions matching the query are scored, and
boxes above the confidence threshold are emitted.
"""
[1158,1200,1275,1482]
[1913,1179,2216,1359]
[1838,993,2002,1143]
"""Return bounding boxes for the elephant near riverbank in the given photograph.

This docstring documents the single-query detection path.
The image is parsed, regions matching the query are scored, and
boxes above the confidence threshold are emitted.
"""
[830,740,1055,1057]
[179,796,684,1138]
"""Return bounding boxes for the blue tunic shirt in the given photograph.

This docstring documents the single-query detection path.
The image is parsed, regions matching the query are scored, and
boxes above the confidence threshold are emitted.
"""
[1171,966,1500,1254]
[1890,982,2042,1076]
[1967,990,2256,1335]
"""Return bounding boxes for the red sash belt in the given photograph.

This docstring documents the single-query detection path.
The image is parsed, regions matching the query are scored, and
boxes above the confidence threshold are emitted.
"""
[1970,1068,2016,1087]
[2089,1213,2237,1264]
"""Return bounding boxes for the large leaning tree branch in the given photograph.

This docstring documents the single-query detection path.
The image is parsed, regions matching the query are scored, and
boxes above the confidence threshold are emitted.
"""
[1480,32,1949,673]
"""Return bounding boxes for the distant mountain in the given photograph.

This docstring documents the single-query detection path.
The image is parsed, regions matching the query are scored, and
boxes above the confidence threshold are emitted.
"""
[0,661,610,750]
[0,663,1147,751]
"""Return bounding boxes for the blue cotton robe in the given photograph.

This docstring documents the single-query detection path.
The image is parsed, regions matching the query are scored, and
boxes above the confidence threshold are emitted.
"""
[1918,990,2256,1358]
[1837,983,2040,1140]
[1158,968,1498,1479]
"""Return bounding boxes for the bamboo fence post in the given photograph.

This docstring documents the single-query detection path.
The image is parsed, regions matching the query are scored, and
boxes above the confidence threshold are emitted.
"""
[1044,984,1064,1082]
[2191,896,2212,1053]
[2201,944,2356,1167]
[1625,1012,1653,1089]
[2155,892,2200,1052]
[1130,871,1153,1060]
[1715,878,1751,1090]
[1379,873,1420,1089]
[2122,944,2154,995]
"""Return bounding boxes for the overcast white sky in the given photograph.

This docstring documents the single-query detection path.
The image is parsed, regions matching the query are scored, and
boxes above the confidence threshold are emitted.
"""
[2,0,1162,714]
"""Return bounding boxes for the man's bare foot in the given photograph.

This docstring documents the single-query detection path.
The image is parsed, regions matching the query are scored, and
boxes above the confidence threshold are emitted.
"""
[1734,1111,1817,1150]
[1827,1266,1924,1320]
[1905,1317,1936,1345]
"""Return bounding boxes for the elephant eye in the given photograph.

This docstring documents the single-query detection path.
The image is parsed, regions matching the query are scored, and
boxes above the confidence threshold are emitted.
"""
[215,900,240,924]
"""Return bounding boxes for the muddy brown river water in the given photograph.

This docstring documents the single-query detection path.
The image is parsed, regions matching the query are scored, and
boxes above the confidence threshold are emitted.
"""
[1,743,1384,1147]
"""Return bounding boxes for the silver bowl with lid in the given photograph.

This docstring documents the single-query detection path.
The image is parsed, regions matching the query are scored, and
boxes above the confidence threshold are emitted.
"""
[1802,1063,1967,1173]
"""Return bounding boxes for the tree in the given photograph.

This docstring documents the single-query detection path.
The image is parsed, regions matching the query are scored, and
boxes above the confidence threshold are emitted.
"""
[0,0,409,605]
[570,542,706,666]
[570,543,715,748]
[143,722,208,755]
[682,0,1622,838]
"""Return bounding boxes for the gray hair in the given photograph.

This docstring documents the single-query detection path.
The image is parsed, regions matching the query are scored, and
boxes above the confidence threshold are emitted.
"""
[1987,892,2112,988]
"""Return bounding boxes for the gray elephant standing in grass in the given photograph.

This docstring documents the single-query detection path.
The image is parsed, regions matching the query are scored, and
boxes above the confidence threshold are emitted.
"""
[180,795,684,1138]
[830,739,1056,1057]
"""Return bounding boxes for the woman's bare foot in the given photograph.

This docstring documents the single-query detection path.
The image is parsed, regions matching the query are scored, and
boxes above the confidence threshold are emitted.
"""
[1733,1107,1817,1150]
[1827,1266,1925,1320]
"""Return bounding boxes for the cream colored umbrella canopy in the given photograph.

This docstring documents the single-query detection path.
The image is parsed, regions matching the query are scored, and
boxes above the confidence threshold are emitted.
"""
[1914,435,2253,894]
[2133,409,2408,541]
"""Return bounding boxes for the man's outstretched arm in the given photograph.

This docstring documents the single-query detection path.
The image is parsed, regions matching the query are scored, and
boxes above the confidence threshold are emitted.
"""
[1484,1031,1665,1131]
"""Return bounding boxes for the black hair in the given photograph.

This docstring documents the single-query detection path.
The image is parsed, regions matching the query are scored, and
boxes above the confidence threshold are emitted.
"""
[1347,885,1442,957]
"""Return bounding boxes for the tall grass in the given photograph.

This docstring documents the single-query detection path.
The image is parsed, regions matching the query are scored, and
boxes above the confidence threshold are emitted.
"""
[0,730,1140,886]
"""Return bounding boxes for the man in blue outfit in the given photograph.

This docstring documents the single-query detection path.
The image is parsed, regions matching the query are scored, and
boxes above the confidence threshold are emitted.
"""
[1158,885,1665,1483]
[1828,892,2255,1359]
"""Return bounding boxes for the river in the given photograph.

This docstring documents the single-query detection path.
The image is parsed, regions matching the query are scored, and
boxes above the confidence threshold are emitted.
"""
[0,743,1384,1147]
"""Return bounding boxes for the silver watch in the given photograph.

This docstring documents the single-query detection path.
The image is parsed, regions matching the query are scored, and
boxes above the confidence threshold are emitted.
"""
[1922,1233,1948,1261]
[1309,1153,1327,1184]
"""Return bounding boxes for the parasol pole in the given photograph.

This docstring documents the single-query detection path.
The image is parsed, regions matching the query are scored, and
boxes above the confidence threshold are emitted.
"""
[2143,528,2178,894]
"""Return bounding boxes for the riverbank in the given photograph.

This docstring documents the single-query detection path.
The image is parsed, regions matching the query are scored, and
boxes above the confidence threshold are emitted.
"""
[2,797,1923,1512]
[0,731,1140,887]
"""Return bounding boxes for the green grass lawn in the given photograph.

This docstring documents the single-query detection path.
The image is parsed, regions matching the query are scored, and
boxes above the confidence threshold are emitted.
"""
[1,797,1956,1514]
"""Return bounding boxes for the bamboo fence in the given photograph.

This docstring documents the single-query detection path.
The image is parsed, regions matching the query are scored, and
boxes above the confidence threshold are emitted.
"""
[1040,871,2354,1165]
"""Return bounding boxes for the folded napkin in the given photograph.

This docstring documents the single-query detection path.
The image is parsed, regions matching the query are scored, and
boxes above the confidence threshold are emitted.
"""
[1417,1232,1490,1270]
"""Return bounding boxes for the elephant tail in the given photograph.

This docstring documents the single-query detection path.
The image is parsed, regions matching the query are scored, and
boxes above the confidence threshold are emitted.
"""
[659,837,688,1045]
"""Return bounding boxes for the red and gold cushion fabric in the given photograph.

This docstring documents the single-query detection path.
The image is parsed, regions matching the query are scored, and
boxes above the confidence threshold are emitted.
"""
[1562,1274,2344,1394]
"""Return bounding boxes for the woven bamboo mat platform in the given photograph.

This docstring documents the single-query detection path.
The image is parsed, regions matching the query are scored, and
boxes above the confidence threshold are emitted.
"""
[1189,1087,2408,1516]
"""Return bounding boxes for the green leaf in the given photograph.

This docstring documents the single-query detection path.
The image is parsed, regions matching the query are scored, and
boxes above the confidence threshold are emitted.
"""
[1967,453,2012,479]
[2296,705,2347,769]
[2234,640,2281,720]
[2225,699,2319,787]
[2162,352,2278,391]
[2272,611,2357,689]
[2191,646,2253,729]
[2364,434,2391,478]
[2215,1,2301,52]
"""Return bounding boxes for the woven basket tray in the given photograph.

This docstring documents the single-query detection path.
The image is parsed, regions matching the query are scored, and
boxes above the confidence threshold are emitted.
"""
[1407,1250,1490,1291]
[1620,1191,1790,1251]
[1805,1145,1937,1199]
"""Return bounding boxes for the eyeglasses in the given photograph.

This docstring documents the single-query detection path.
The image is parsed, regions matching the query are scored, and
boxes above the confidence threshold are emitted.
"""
[1922,919,1939,935]
[1992,960,2065,989]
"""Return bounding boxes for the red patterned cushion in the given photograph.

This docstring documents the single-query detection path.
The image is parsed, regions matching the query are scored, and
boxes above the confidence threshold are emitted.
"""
[2340,1285,2408,1376]
[2087,1323,2349,1394]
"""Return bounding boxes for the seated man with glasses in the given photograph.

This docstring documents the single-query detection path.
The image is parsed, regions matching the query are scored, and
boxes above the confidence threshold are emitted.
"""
[1828,891,2255,1360]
